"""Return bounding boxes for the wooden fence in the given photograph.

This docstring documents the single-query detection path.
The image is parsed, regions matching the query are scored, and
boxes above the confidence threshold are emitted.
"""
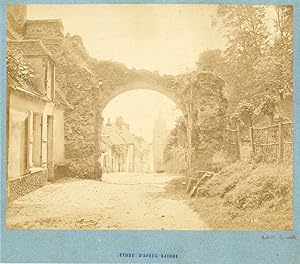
[251,122,293,163]
[282,122,293,162]
[225,122,293,163]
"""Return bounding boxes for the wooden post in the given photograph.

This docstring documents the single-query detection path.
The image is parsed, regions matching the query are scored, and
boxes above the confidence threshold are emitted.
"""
[250,126,255,154]
[278,122,284,162]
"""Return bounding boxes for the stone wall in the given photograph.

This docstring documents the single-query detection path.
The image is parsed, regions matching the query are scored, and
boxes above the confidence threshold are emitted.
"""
[191,71,228,170]
[24,19,64,39]
[56,63,100,178]
[8,169,47,202]
[54,37,102,179]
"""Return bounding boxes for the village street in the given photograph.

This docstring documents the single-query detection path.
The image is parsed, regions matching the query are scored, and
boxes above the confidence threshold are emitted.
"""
[6,173,209,230]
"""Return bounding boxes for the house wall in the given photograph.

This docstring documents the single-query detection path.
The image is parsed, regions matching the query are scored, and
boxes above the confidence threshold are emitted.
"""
[8,92,65,200]
[8,108,28,180]
[127,145,134,172]
[9,93,45,180]
[53,108,65,164]
[103,147,112,173]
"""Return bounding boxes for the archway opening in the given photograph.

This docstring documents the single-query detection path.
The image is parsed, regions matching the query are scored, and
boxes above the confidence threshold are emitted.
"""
[100,89,185,175]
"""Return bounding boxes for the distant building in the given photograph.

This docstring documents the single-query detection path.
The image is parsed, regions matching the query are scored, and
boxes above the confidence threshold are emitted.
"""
[152,110,168,171]
[101,118,131,173]
[100,117,151,173]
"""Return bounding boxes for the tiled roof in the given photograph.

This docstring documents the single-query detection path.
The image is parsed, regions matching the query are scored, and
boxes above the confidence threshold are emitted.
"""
[102,126,127,146]
[7,40,55,61]
[7,75,48,101]
[8,75,73,108]
[6,23,22,40]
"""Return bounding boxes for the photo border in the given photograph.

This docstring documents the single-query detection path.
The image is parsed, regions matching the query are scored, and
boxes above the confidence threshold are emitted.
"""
[1,1,299,263]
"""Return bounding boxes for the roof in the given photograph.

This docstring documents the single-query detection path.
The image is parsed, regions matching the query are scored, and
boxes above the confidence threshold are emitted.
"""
[102,125,127,146]
[7,75,49,101]
[101,136,112,146]
[25,19,63,24]
[6,23,22,40]
[112,124,136,144]
[7,40,55,62]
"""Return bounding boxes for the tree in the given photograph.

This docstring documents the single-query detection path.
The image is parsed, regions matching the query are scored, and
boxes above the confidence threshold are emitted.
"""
[273,5,292,97]
[196,49,224,73]
[216,5,270,104]
[163,117,186,162]
[251,5,293,122]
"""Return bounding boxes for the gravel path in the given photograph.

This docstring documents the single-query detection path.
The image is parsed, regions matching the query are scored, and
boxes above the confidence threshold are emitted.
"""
[6,173,209,230]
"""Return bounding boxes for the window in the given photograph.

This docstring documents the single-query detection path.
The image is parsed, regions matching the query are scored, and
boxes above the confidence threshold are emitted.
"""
[8,111,28,180]
[45,60,55,101]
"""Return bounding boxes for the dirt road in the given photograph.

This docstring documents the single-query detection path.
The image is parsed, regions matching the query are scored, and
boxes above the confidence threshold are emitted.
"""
[6,173,209,230]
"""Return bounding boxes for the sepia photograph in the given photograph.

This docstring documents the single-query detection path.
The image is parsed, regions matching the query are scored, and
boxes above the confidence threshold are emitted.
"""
[5,3,293,231]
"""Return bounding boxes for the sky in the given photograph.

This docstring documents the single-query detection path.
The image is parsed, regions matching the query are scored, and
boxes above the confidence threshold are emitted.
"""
[27,4,224,141]
[27,4,226,75]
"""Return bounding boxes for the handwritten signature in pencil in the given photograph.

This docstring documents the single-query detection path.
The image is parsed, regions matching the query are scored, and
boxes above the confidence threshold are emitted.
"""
[261,234,297,240]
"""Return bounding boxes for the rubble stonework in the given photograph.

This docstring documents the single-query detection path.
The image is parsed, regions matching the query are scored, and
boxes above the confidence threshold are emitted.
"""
[191,71,228,169]
[8,169,47,202]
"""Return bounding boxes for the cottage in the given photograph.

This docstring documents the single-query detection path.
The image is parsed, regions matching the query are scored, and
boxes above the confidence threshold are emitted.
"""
[101,120,132,173]
[100,117,152,173]
[7,39,71,201]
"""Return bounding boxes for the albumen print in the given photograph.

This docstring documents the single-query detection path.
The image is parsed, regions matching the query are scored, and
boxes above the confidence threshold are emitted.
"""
[6,4,293,230]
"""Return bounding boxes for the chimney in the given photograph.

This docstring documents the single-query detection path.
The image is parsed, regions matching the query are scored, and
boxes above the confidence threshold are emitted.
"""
[7,4,27,35]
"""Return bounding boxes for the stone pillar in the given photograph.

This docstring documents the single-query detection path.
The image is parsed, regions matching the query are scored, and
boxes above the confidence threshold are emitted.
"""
[190,71,227,170]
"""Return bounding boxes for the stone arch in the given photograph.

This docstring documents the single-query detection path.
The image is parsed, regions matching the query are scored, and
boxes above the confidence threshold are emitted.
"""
[62,68,227,179]
[97,81,187,175]
[98,79,187,116]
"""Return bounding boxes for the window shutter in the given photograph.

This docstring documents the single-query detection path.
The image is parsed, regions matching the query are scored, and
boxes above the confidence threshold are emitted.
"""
[41,114,48,164]
[27,110,33,169]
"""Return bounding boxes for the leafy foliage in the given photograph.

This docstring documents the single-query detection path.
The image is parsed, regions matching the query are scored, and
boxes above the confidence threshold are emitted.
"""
[164,117,186,162]
[234,100,255,126]
[211,5,293,124]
